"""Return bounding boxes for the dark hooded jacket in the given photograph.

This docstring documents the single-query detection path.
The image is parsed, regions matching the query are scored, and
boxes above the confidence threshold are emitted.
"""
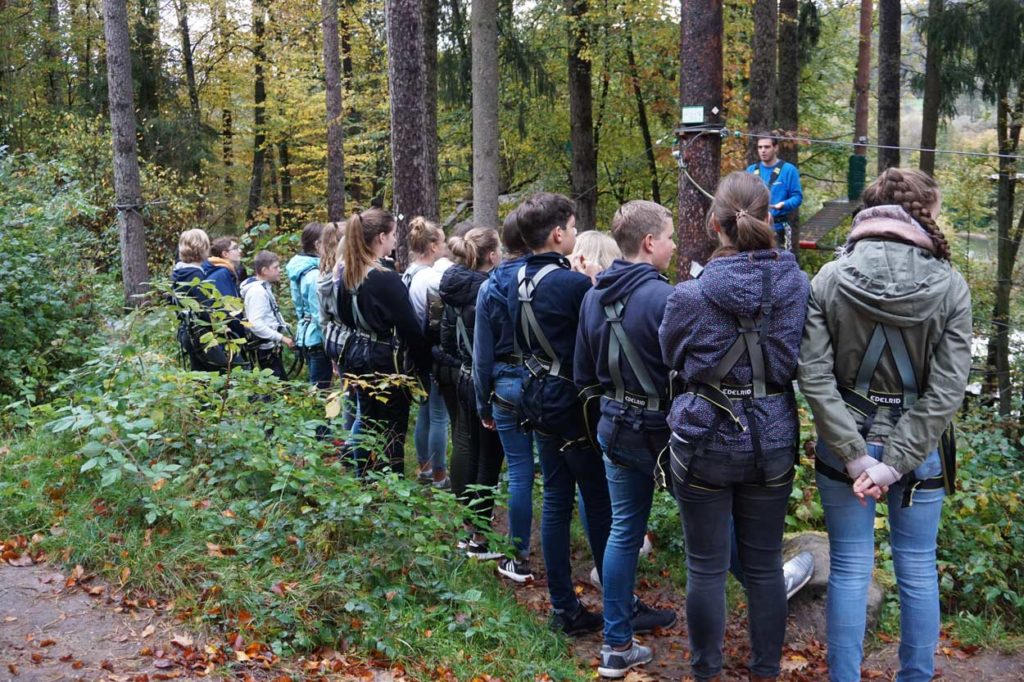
[472,255,528,419]
[439,264,488,369]
[575,260,675,454]
[659,249,809,452]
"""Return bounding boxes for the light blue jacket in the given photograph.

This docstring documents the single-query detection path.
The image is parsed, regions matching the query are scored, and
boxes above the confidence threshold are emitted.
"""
[285,253,323,348]
[746,160,803,227]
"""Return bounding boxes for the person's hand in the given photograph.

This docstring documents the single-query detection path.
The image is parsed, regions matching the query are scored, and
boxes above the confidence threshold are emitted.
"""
[845,453,877,480]
[773,201,785,211]
[481,417,496,431]
[281,336,295,348]
[853,471,888,505]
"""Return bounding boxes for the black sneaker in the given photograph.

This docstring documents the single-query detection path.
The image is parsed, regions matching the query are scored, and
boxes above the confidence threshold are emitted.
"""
[465,540,504,561]
[629,598,676,634]
[598,640,654,678]
[550,605,603,637]
[497,557,534,583]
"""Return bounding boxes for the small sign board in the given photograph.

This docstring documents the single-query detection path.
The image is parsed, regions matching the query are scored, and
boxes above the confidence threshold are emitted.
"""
[681,105,704,125]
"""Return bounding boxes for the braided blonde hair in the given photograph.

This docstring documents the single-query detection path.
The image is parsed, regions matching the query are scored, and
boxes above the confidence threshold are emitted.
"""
[862,168,950,260]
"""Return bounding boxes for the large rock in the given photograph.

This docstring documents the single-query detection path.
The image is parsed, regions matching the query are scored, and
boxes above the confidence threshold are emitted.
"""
[783,531,885,644]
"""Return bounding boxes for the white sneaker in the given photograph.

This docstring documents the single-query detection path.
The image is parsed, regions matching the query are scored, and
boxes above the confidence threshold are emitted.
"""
[639,533,653,557]
[598,640,654,678]
[590,565,602,589]
[783,551,814,600]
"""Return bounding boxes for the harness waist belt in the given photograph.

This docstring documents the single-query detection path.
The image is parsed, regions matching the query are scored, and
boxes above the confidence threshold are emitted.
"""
[839,385,904,410]
[814,458,944,508]
[491,391,517,411]
[524,354,569,381]
[686,381,791,400]
[603,389,668,411]
[495,353,522,365]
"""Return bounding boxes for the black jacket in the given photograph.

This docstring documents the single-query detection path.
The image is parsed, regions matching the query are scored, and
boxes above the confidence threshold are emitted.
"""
[439,264,488,369]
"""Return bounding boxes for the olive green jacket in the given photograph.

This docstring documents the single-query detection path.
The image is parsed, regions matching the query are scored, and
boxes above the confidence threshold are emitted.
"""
[797,218,972,475]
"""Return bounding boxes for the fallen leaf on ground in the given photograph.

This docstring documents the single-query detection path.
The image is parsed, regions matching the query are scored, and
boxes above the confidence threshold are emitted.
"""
[141,624,156,638]
[171,634,193,648]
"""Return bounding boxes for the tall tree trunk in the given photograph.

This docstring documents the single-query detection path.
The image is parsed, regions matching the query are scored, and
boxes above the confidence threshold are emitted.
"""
[853,0,872,156]
[919,0,943,176]
[677,0,722,279]
[386,0,431,270]
[222,107,234,216]
[341,0,353,86]
[877,0,901,171]
[246,0,267,225]
[448,0,471,101]
[322,0,346,221]
[747,0,777,165]
[102,0,150,307]
[174,0,200,126]
[566,0,597,231]
[46,0,62,107]
[775,0,798,165]
[988,87,1023,420]
[625,20,659,204]
[279,139,292,218]
[423,0,440,221]
[471,0,500,228]
[134,0,159,123]
[268,144,281,228]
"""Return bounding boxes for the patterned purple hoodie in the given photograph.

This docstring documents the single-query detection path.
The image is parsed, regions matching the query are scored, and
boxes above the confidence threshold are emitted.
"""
[659,249,809,451]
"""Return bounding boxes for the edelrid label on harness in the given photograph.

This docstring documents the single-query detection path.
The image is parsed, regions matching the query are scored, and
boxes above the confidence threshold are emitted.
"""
[868,391,903,407]
[720,385,754,399]
[623,393,647,408]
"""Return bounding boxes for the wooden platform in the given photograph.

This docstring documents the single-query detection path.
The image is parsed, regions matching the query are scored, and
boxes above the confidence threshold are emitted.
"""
[797,198,862,249]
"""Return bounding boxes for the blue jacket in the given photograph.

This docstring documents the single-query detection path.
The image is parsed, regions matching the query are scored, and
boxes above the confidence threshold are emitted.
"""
[203,257,241,299]
[746,160,803,225]
[505,251,591,377]
[472,255,527,419]
[659,249,809,452]
[575,260,674,454]
[285,253,323,348]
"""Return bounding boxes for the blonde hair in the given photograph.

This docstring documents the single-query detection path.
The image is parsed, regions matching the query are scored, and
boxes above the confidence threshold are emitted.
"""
[407,216,445,256]
[706,171,776,258]
[612,201,672,257]
[342,208,395,291]
[449,227,500,271]
[319,221,345,274]
[571,230,621,273]
[178,229,211,264]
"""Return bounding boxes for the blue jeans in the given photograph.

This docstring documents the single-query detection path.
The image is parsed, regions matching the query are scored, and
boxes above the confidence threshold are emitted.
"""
[599,434,657,647]
[492,364,535,558]
[672,439,794,680]
[816,440,944,682]
[306,346,333,390]
[414,377,449,473]
[538,433,612,613]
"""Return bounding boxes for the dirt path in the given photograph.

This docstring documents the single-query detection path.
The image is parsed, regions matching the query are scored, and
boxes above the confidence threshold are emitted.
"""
[1,562,205,682]
[494,513,1023,681]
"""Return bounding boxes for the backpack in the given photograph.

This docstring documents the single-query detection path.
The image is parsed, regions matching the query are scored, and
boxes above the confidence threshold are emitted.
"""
[337,285,404,377]
[317,272,350,361]
[515,263,587,447]
[815,322,957,506]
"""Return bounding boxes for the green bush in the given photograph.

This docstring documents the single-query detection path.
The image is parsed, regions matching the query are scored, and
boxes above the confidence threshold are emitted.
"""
[0,149,110,412]
[0,305,587,680]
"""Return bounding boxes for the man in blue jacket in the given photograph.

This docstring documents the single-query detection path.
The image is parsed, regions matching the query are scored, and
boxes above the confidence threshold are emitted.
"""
[747,134,803,249]
[575,201,678,677]
[502,192,611,636]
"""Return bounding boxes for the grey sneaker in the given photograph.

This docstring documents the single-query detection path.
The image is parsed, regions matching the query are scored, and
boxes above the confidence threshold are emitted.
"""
[783,551,814,600]
[417,468,433,484]
[431,476,451,490]
[598,641,654,678]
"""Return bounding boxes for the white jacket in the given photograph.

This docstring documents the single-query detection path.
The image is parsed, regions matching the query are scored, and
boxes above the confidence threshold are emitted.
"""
[241,277,286,349]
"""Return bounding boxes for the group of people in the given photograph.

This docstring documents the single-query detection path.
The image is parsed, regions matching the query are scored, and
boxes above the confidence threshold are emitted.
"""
[170,155,970,682]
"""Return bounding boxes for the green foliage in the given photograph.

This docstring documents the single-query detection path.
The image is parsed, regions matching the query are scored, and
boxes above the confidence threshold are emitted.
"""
[0,305,586,680]
[0,149,110,413]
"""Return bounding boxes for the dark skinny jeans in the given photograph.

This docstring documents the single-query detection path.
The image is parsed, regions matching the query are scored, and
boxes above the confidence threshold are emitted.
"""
[672,439,794,681]
[449,372,504,526]
[354,384,411,477]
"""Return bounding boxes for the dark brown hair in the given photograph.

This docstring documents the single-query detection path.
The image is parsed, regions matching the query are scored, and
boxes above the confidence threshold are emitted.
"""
[508,192,576,250]
[706,171,776,258]
[862,167,949,260]
[300,222,324,255]
[210,236,238,258]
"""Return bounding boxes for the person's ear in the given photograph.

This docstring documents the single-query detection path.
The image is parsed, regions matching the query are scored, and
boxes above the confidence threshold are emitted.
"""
[643,233,655,253]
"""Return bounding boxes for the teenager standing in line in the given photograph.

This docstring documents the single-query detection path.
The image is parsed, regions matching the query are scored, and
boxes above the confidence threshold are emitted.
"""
[287,222,333,389]
[241,250,293,379]
[660,172,809,682]
[335,209,432,476]
[799,168,971,682]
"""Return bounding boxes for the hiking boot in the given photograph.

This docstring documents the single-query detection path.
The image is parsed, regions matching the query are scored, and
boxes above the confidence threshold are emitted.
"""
[629,598,677,634]
[783,551,814,600]
[549,605,603,637]
[497,557,534,583]
[466,540,504,561]
[597,640,654,678]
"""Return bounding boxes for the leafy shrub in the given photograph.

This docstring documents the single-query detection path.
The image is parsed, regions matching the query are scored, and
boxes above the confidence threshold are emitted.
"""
[0,305,586,680]
[0,149,109,411]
